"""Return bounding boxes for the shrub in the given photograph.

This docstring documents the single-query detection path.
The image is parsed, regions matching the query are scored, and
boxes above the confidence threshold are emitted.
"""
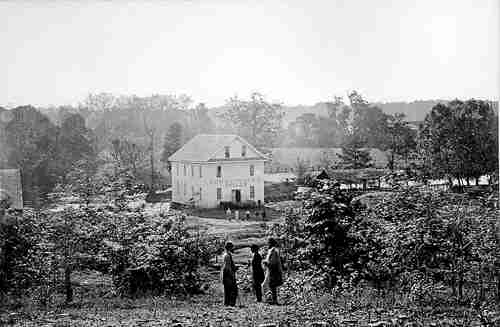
[103,213,218,297]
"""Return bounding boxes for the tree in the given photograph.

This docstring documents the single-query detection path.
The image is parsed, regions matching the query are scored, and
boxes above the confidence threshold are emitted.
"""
[292,113,319,147]
[56,113,96,181]
[337,134,372,169]
[219,92,284,148]
[386,113,417,170]
[4,106,60,203]
[349,91,390,149]
[110,138,146,177]
[185,103,215,138]
[419,99,498,184]
[161,122,183,171]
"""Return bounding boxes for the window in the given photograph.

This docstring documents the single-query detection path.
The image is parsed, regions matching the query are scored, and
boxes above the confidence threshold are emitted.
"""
[191,165,195,177]
[250,185,255,199]
[183,164,186,176]
[192,186,195,197]
[217,188,222,200]
[250,164,254,176]
[199,165,202,178]
[241,145,247,157]
[217,166,222,177]
[224,146,230,158]
[199,187,202,200]
[176,163,179,176]
[183,182,186,196]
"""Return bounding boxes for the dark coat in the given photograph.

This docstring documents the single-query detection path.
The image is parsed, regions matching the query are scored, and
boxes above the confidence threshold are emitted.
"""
[266,247,283,288]
[251,252,265,283]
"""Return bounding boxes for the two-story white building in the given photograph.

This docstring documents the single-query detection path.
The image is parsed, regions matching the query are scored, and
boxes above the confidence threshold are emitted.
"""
[169,134,267,208]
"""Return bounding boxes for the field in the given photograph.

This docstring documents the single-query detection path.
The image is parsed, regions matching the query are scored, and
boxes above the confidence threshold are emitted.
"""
[1,191,498,327]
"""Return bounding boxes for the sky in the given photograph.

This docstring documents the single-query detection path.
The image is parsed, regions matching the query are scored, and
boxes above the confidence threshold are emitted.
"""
[0,0,498,108]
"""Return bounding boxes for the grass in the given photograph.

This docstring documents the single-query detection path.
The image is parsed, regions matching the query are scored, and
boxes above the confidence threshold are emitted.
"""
[2,273,499,327]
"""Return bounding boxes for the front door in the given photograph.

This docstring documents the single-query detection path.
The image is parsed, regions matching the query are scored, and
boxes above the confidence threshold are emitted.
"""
[231,189,241,203]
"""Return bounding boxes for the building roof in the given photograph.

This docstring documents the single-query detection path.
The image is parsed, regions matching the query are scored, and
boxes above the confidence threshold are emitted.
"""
[169,134,267,162]
[0,169,23,209]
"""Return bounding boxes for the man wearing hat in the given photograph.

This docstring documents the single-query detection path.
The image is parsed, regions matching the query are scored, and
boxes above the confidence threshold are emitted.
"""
[221,241,238,306]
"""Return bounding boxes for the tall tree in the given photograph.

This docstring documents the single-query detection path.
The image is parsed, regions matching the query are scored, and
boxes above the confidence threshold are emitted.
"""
[219,92,283,148]
[161,122,183,171]
[4,106,60,203]
[419,99,498,184]
[56,113,96,181]
[349,91,390,149]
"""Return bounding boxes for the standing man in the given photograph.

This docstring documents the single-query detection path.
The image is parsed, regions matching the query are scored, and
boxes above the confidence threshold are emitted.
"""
[250,244,265,302]
[264,237,283,305]
[221,241,238,306]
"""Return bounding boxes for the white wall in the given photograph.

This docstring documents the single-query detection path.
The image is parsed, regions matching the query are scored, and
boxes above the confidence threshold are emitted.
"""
[171,160,265,208]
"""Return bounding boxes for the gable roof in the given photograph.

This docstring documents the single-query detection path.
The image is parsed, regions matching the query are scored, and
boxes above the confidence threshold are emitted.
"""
[168,134,267,162]
[0,169,23,209]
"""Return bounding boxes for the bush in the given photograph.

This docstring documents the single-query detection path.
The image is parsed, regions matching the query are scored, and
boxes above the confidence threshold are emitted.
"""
[103,213,218,297]
[279,180,499,305]
[0,211,37,296]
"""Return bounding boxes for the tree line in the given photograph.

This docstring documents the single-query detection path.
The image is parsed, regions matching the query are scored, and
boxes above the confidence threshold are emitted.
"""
[0,92,497,206]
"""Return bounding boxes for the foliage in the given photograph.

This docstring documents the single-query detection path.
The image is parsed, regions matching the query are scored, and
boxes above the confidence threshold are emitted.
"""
[160,122,183,171]
[110,138,146,177]
[386,113,417,170]
[3,106,61,203]
[285,181,500,306]
[103,213,218,297]
[337,134,373,169]
[353,188,500,303]
[348,91,390,149]
[419,99,498,183]
[302,182,357,286]
[0,211,37,296]
[219,92,284,148]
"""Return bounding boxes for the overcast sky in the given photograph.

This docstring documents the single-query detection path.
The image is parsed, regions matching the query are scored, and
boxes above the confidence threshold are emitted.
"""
[0,0,498,107]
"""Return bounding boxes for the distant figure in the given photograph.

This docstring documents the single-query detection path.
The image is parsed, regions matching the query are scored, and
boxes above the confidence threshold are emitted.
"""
[250,244,265,302]
[235,210,239,221]
[226,207,232,220]
[262,238,283,305]
[221,241,238,306]
[255,211,260,220]
[245,210,250,220]
[261,209,266,221]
